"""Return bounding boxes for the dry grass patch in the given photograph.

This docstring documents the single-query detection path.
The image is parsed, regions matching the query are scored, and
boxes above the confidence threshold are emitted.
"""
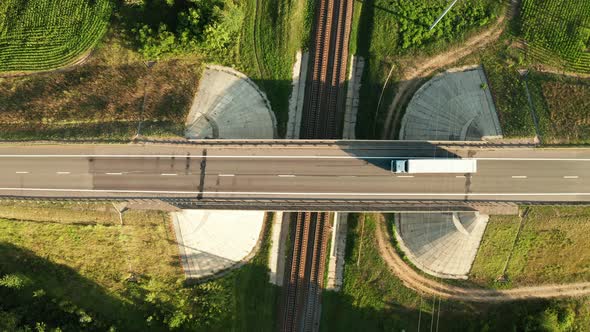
[0,32,202,140]
[470,206,590,287]
[539,80,590,143]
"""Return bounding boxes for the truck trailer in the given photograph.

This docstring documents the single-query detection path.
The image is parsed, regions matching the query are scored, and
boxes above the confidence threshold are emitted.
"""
[391,158,477,174]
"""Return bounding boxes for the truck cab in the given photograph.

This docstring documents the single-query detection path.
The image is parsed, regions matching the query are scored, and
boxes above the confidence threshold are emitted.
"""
[391,160,407,173]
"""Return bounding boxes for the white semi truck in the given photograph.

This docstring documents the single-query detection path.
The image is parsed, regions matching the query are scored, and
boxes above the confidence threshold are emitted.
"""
[391,158,477,174]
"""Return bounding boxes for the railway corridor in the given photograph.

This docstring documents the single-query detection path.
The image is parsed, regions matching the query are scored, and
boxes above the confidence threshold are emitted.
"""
[300,0,354,139]
[280,213,331,332]
[283,0,354,328]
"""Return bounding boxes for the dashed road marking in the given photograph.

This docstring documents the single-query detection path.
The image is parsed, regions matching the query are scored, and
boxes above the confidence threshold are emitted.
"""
[278,174,296,178]
[161,173,177,176]
[15,171,29,174]
[56,171,71,175]
[218,174,235,177]
[563,176,579,179]
[397,175,414,178]
[511,176,527,179]
[106,172,123,175]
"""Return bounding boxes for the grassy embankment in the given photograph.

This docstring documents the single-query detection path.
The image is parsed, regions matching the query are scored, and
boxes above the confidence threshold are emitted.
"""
[237,0,311,137]
[320,213,590,331]
[0,202,277,331]
[0,0,111,73]
[350,0,505,138]
[471,206,590,288]
[0,37,202,140]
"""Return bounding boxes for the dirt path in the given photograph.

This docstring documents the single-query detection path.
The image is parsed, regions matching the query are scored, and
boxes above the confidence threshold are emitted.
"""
[533,65,590,79]
[381,6,512,139]
[375,216,590,302]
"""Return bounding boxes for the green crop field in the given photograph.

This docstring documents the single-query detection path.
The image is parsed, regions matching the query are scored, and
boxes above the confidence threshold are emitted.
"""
[0,0,112,72]
[520,0,590,72]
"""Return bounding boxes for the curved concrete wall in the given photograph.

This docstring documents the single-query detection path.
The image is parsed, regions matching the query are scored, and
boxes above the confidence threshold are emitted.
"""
[400,66,502,141]
[185,65,277,139]
[394,212,489,279]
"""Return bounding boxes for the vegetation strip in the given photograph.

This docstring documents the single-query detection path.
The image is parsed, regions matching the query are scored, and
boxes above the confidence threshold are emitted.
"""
[375,214,590,301]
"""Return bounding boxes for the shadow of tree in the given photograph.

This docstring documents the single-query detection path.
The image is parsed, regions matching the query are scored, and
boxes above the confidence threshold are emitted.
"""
[0,242,164,331]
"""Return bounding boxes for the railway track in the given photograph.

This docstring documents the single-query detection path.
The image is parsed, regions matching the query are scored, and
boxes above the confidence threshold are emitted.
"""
[280,0,353,329]
[300,0,354,139]
[281,212,331,332]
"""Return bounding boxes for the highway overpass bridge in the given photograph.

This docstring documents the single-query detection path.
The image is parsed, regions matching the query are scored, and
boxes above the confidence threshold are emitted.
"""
[0,141,589,211]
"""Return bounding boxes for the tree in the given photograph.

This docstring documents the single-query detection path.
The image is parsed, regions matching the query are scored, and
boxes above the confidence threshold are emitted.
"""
[0,273,31,289]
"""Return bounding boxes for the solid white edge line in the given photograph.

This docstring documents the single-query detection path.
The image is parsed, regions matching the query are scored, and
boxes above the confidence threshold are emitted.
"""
[397,175,414,178]
[0,155,590,161]
[0,187,589,196]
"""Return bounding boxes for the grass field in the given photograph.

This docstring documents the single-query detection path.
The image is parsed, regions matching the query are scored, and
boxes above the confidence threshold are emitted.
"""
[471,206,590,287]
[0,33,202,141]
[520,0,590,73]
[236,0,310,137]
[0,0,307,140]
[481,44,537,138]
[0,202,277,331]
[352,0,504,138]
[320,213,590,331]
[0,0,111,73]
[525,72,590,144]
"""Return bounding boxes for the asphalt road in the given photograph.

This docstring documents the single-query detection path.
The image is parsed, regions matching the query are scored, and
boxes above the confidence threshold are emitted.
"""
[1,143,590,202]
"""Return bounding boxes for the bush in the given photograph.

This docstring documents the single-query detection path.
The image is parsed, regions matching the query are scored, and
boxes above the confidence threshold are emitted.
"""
[126,0,241,60]
[0,273,31,290]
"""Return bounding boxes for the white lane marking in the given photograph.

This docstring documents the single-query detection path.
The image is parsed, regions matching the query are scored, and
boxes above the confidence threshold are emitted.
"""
[397,175,414,178]
[455,175,466,178]
[161,173,177,176]
[278,174,296,177]
[1,155,590,161]
[218,174,235,177]
[564,176,579,179]
[105,172,123,175]
[56,172,71,175]
[15,171,29,174]
[512,176,527,179]
[338,175,357,178]
[1,187,590,196]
